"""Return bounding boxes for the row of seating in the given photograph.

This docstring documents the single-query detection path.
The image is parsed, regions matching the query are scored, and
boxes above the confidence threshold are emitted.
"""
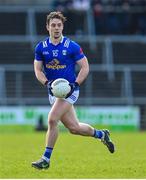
[0,11,86,35]
[0,11,146,35]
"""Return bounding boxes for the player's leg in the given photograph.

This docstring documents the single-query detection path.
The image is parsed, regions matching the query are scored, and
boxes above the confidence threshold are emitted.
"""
[61,106,115,153]
[45,98,72,147]
[61,105,94,136]
[32,98,72,169]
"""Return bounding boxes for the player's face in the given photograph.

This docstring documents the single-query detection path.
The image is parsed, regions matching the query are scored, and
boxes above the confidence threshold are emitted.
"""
[47,18,63,39]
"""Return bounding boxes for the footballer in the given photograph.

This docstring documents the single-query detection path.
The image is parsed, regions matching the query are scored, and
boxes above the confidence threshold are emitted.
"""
[32,11,115,170]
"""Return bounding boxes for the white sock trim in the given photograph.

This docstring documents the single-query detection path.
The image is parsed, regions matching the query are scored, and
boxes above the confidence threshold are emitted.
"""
[42,156,50,163]
[101,131,105,141]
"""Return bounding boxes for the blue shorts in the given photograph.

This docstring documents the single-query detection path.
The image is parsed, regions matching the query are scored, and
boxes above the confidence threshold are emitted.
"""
[48,89,79,105]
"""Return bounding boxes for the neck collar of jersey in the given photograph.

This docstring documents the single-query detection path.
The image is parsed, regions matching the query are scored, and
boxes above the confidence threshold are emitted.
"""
[49,36,64,44]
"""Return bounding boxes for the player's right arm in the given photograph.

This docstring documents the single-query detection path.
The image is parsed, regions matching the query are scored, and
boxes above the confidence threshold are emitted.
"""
[34,60,48,85]
[34,42,48,85]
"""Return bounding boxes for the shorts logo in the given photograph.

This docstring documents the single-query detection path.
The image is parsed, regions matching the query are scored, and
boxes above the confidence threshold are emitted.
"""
[70,95,76,101]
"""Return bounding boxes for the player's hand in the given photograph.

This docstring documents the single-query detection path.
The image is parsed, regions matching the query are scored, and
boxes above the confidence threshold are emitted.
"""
[65,82,80,98]
[45,80,54,96]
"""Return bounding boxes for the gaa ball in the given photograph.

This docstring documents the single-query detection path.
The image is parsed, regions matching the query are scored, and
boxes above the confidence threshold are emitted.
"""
[51,78,71,98]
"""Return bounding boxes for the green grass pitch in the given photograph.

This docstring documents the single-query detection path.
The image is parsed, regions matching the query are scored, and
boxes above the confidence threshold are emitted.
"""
[0,125,146,178]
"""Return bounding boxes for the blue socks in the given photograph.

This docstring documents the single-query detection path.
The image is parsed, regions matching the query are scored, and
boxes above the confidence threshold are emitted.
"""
[93,129,104,139]
[42,130,103,162]
[42,147,53,163]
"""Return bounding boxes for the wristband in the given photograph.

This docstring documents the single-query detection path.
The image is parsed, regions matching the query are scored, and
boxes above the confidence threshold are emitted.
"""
[75,82,80,87]
[44,80,49,86]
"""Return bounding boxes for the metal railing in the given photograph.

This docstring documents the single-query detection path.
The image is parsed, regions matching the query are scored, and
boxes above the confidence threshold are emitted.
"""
[0,34,146,105]
[0,64,146,106]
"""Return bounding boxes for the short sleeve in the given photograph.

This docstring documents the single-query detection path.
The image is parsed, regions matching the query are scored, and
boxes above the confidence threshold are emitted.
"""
[71,41,85,61]
[34,43,43,61]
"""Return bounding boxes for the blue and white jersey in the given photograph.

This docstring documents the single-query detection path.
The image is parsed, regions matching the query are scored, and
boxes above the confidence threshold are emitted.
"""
[34,36,85,83]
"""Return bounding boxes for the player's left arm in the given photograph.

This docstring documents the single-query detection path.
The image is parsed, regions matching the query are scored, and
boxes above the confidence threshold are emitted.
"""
[75,56,89,85]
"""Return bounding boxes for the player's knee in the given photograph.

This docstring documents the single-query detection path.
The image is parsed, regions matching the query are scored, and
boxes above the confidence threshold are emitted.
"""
[69,125,80,135]
[48,116,58,127]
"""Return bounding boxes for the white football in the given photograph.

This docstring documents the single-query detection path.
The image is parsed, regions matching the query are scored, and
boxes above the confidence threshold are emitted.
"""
[51,78,71,98]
